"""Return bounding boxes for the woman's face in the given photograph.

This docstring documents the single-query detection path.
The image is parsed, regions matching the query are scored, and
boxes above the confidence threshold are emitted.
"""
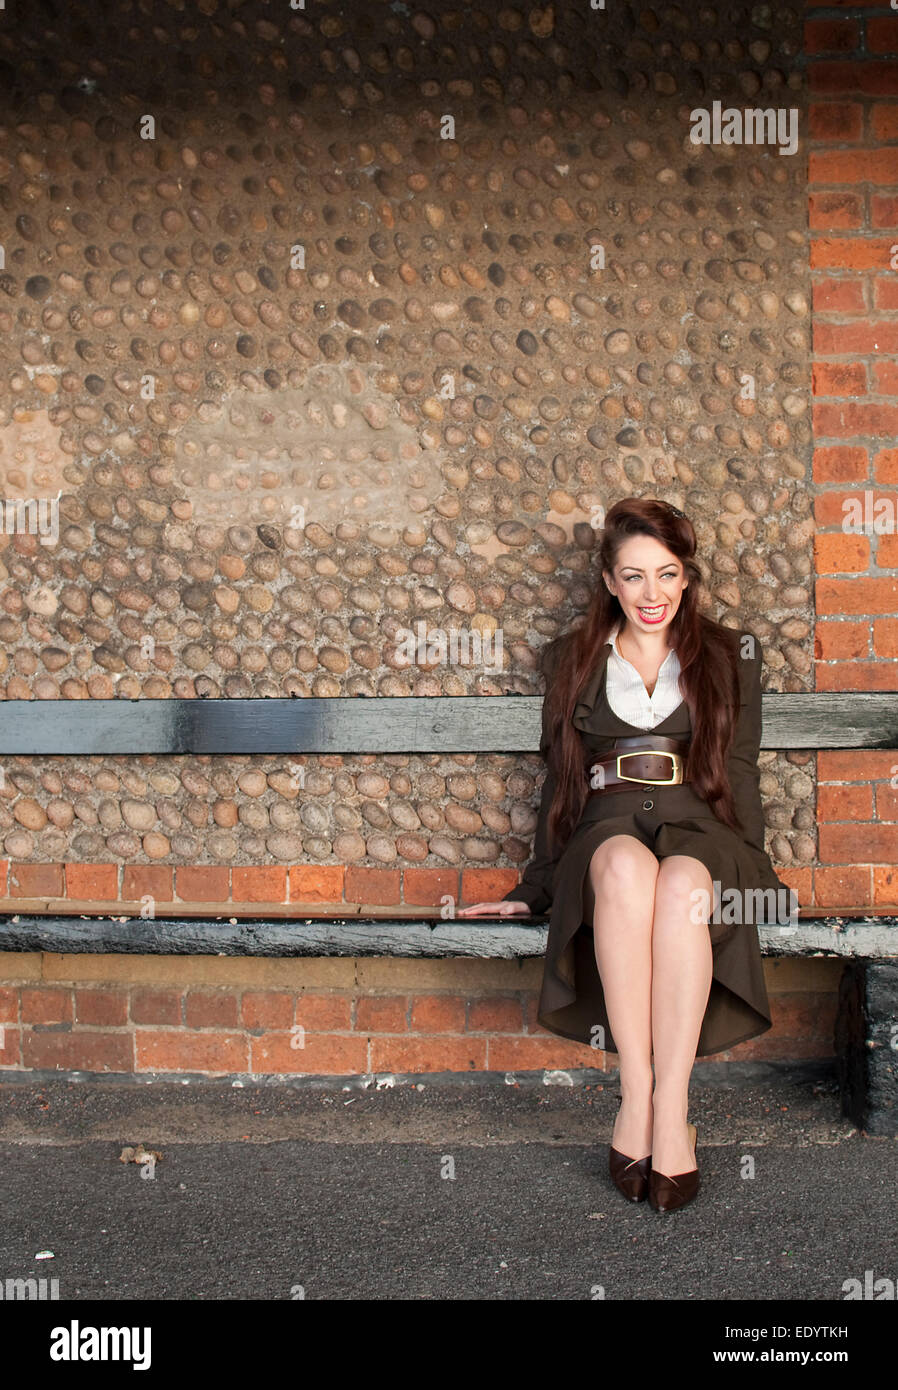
[603,535,688,636]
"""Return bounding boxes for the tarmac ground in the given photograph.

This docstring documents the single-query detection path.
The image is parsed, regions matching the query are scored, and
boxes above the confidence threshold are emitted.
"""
[0,1058,893,1314]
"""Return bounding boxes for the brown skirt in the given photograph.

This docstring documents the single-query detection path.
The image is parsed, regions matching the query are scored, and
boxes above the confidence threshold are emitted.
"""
[536,783,785,1058]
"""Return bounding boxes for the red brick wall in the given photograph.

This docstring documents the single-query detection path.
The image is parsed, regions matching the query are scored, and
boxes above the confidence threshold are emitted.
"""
[0,959,840,1076]
[0,859,514,909]
[808,0,898,909]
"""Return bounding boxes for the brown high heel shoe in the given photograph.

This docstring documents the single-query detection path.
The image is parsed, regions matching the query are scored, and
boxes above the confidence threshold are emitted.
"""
[609,1146,652,1202]
[608,1096,652,1202]
[648,1122,699,1213]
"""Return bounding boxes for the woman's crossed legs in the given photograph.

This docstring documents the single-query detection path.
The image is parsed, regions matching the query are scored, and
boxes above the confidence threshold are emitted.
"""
[585,834,713,1177]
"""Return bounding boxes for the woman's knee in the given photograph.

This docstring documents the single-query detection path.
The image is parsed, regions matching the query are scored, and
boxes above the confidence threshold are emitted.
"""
[588,835,659,890]
[656,854,713,901]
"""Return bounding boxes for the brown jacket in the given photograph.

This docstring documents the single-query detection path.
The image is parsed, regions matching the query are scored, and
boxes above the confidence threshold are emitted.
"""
[503,633,771,914]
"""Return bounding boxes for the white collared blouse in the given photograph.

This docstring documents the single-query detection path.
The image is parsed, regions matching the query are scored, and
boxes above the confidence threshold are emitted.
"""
[605,620,684,731]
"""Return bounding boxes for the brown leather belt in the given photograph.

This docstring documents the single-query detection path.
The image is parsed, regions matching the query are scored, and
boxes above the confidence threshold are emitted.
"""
[586,735,690,795]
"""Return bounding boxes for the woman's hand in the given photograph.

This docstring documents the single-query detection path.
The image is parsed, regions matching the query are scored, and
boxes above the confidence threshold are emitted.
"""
[456,901,531,916]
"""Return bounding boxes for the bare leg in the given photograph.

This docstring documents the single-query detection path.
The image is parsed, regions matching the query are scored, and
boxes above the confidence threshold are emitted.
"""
[588,835,660,1160]
[650,854,714,1177]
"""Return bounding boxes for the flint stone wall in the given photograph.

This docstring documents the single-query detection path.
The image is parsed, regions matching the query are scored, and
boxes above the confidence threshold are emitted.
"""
[0,2,812,874]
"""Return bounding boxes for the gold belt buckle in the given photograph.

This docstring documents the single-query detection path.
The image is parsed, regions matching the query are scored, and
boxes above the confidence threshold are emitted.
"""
[615,751,682,785]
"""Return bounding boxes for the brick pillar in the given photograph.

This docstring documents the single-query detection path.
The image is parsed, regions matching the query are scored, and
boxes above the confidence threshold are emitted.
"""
[807,2,898,911]
[836,960,898,1134]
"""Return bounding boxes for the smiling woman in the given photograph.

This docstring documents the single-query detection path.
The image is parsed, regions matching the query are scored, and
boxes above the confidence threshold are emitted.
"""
[458,496,790,1212]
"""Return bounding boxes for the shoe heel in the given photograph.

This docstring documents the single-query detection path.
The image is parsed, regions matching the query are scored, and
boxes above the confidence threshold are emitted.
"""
[648,1122,700,1214]
[609,1096,651,1202]
[609,1146,651,1203]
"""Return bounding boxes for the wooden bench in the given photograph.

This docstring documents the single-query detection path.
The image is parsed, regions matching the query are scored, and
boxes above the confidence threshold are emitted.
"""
[1,691,896,1131]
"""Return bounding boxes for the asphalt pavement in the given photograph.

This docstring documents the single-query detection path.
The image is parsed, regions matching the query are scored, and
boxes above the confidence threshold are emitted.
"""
[0,1059,894,1303]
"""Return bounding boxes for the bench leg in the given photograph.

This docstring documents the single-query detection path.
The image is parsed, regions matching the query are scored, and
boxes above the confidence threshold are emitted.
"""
[835,960,898,1136]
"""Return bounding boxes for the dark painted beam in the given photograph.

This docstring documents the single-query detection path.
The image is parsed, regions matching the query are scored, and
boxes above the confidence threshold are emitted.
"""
[0,913,894,958]
[0,913,548,958]
[0,693,896,754]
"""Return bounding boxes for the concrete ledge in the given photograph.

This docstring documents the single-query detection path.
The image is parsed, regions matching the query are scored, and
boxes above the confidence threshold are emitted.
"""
[0,912,896,958]
[0,1056,837,1092]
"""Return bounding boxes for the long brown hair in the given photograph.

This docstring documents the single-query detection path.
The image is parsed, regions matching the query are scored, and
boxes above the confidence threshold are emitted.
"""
[538,497,747,854]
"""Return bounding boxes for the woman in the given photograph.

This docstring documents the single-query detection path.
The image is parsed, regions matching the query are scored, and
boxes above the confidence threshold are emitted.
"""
[459,497,793,1212]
